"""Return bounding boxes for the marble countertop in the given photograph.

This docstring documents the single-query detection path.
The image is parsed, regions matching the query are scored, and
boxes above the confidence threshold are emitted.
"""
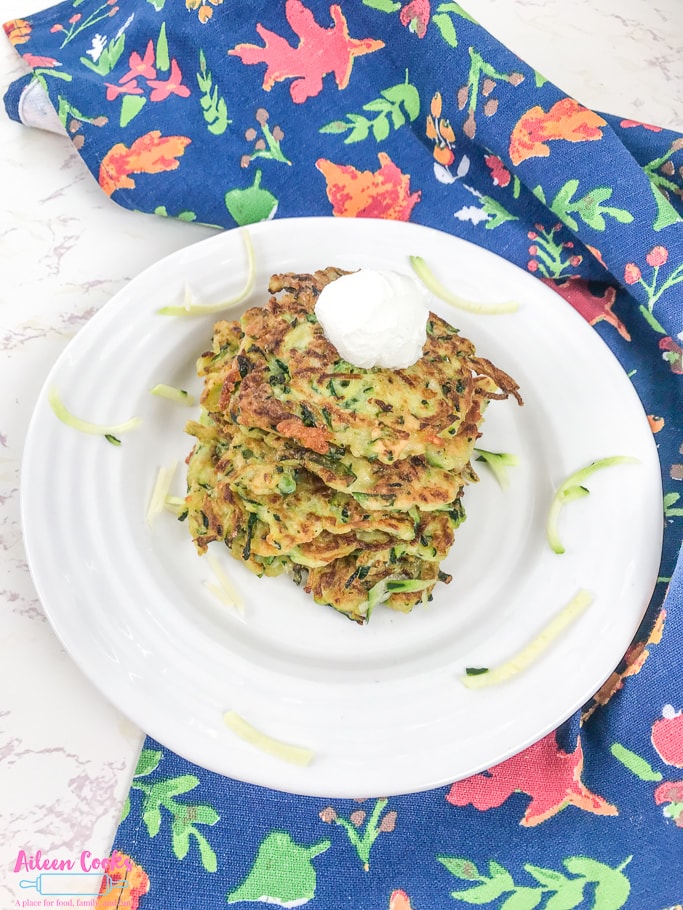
[1,0,681,900]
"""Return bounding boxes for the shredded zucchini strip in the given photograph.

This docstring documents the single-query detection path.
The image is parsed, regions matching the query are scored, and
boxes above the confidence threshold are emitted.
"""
[150,384,195,406]
[223,711,314,766]
[461,589,594,688]
[547,455,639,554]
[205,553,245,615]
[410,255,519,314]
[158,228,256,316]
[146,461,177,526]
[48,387,141,436]
[474,448,519,490]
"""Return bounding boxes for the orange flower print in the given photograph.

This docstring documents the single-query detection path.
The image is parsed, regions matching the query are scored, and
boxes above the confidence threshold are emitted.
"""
[99,131,191,196]
[95,853,149,910]
[3,19,32,45]
[509,98,606,165]
[426,92,455,167]
[316,152,420,220]
[186,0,223,23]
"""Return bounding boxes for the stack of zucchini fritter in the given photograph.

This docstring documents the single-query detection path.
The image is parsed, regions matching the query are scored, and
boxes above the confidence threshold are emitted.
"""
[185,269,521,623]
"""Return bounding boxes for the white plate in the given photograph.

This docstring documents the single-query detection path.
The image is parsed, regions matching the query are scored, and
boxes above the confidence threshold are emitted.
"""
[21,218,663,797]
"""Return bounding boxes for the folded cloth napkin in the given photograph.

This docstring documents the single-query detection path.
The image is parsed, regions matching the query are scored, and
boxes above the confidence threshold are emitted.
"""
[4,1,683,907]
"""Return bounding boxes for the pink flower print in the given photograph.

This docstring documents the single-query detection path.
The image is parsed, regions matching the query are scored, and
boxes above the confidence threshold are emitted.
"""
[623,263,641,285]
[22,53,60,67]
[120,41,156,84]
[147,59,190,102]
[105,79,144,101]
[646,245,669,268]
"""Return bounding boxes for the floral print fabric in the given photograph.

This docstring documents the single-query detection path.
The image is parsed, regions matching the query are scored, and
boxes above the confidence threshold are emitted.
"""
[4,1,682,907]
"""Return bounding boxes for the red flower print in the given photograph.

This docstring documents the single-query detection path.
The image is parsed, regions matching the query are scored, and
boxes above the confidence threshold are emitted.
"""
[484,154,511,187]
[654,780,683,827]
[147,59,191,102]
[22,53,60,67]
[646,245,669,267]
[68,13,81,24]
[399,0,431,38]
[446,732,617,826]
[120,40,156,84]
[623,263,641,285]
[105,79,144,101]
[659,337,683,374]
[620,118,662,132]
[651,706,683,767]
[228,0,384,104]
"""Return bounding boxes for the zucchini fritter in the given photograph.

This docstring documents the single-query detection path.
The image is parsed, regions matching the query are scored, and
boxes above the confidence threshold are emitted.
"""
[185,268,521,623]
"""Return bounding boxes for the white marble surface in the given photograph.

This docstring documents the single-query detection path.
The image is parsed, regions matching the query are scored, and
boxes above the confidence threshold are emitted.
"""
[0,0,681,903]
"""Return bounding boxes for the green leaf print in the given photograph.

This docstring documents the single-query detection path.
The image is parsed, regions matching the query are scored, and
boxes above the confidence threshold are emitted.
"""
[227,831,330,906]
[156,21,170,72]
[225,170,279,225]
[563,857,632,910]
[481,194,518,229]
[439,853,632,909]
[431,1,476,46]
[643,138,683,230]
[545,180,634,231]
[362,0,401,11]
[197,49,230,136]
[120,94,146,128]
[126,752,219,873]
[439,857,483,881]
[610,743,663,781]
[134,748,163,777]
[664,492,683,517]
[320,71,420,144]
[432,10,458,47]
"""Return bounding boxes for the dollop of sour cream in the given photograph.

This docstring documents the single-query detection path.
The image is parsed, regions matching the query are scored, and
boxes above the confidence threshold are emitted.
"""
[314,269,430,369]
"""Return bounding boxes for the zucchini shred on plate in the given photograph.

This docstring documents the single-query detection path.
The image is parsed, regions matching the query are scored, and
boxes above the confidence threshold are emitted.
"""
[184,268,522,624]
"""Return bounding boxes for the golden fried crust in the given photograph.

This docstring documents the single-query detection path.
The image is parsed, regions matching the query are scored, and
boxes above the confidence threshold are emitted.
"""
[185,268,522,623]
[201,270,521,469]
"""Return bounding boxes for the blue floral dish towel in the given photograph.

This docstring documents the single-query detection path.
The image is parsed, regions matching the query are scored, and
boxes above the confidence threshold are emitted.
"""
[3,1,683,908]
